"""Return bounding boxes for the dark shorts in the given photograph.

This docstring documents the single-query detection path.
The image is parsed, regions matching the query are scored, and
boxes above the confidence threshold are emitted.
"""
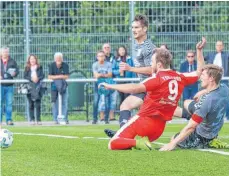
[174,130,213,149]
[131,92,146,100]
[188,100,196,114]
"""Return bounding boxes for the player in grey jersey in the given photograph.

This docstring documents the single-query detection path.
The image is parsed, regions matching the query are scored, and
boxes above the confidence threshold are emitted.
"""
[104,14,156,137]
[160,64,229,151]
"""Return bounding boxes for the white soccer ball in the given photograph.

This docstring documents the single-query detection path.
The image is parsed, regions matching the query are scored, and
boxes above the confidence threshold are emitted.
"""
[0,129,13,148]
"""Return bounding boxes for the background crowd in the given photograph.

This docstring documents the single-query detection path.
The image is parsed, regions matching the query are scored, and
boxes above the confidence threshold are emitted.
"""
[0,40,229,125]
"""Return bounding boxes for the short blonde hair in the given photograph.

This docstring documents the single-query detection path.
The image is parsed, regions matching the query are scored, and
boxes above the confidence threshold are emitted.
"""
[154,48,172,69]
[202,64,223,84]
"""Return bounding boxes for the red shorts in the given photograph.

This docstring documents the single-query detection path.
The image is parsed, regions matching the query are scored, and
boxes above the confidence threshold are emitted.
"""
[114,115,166,142]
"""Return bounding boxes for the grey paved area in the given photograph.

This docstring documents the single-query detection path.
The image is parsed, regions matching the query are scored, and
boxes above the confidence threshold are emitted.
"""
[1,119,229,127]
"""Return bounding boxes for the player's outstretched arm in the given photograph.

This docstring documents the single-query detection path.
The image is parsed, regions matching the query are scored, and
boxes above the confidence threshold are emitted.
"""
[196,37,206,77]
[129,66,152,75]
[98,82,146,94]
[182,37,206,78]
[119,62,152,75]
[159,119,199,151]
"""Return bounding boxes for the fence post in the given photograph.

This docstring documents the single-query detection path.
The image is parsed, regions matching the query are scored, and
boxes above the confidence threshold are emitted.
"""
[24,1,30,122]
[57,93,66,125]
[129,1,135,57]
[0,2,2,46]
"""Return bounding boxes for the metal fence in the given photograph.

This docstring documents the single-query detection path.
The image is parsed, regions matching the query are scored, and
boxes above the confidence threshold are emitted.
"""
[1,1,229,120]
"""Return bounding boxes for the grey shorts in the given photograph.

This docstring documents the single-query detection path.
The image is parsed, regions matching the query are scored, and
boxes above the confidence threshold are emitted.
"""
[174,130,213,149]
[131,92,146,101]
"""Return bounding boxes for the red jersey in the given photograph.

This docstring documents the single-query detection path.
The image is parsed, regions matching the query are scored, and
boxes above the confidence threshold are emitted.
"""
[138,70,198,121]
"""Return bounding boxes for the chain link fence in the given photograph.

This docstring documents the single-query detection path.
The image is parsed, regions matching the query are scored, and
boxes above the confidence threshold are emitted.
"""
[1,1,229,120]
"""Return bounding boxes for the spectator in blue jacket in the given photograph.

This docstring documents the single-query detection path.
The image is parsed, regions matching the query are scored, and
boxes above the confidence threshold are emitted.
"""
[112,46,136,105]
[180,50,198,100]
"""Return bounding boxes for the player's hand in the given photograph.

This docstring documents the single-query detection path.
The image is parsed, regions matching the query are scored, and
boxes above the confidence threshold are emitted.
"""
[196,37,206,50]
[159,142,176,151]
[119,62,131,71]
[98,82,112,90]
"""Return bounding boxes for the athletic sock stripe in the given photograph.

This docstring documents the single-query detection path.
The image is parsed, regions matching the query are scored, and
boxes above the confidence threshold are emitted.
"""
[113,115,140,138]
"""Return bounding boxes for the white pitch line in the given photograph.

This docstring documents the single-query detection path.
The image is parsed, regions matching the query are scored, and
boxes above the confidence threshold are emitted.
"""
[198,149,229,156]
[83,137,94,139]
[14,132,79,139]
[14,132,229,156]
[153,142,166,146]
[153,141,229,156]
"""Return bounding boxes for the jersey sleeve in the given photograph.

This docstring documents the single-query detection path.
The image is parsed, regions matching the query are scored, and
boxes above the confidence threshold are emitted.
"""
[180,72,198,86]
[193,97,211,122]
[142,43,155,66]
[142,76,159,91]
[191,114,203,124]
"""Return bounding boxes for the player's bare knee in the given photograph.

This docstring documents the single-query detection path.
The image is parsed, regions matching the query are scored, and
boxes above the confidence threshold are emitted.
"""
[120,101,131,111]
[183,100,192,112]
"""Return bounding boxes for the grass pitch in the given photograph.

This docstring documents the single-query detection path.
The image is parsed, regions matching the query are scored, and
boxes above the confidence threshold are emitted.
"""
[1,123,229,176]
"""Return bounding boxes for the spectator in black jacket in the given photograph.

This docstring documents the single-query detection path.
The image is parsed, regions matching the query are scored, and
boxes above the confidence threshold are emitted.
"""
[24,54,44,125]
[48,52,69,124]
[0,47,19,125]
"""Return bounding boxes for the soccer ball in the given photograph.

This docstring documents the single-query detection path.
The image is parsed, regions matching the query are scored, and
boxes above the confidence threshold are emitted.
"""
[0,129,13,148]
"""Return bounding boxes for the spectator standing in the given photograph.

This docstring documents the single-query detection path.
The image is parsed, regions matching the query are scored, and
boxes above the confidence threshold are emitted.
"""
[48,52,69,124]
[102,43,117,121]
[24,54,44,125]
[103,43,115,63]
[92,50,112,124]
[204,41,229,76]
[180,50,198,100]
[112,46,136,106]
[0,47,19,125]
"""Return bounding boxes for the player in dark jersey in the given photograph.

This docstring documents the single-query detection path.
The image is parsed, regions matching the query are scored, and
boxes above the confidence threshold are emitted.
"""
[160,65,229,151]
[104,14,156,137]
[99,39,205,150]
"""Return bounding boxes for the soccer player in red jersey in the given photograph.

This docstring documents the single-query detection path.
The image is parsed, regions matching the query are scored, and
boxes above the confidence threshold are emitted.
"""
[99,38,206,150]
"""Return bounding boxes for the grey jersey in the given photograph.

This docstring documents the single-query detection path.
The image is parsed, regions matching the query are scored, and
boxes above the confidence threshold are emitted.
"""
[92,61,112,75]
[194,84,229,139]
[133,39,156,79]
